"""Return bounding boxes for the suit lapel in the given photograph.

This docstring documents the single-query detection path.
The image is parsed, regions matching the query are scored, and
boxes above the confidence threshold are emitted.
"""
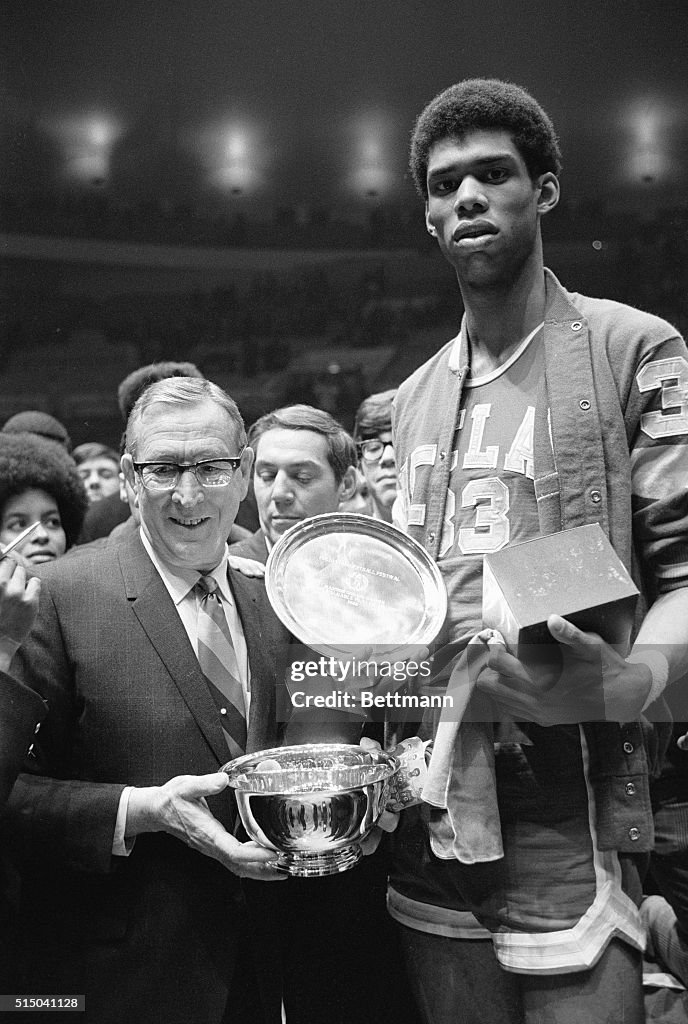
[117,534,232,767]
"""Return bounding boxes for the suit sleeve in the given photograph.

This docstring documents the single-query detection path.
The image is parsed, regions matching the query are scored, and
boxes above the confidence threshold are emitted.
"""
[0,672,46,809]
[3,578,125,874]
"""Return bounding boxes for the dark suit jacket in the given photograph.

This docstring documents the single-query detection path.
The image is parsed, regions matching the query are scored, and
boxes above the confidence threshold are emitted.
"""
[0,674,45,809]
[3,530,290,1024]
[0,676,46,991]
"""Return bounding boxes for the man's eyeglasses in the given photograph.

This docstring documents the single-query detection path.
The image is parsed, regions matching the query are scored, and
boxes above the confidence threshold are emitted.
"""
[357,439,394,463]
[133,452,245,491]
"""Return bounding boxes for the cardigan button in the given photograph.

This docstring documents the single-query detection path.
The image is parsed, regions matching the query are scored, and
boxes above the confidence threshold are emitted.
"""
[571,321,583,331]
[628,827,640,842]
[439,450,447,461]
[590,490,602,503]
[625,782,636,796]
[579,399,591,411]
[428,532,436,544]
[623,741,634,754]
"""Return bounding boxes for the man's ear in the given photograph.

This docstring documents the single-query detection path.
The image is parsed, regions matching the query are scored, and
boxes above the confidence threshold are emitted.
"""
[338,466,358,503]
[120,454,139,506]
[425,203,437,236]
[238,446,254,500]
[536,172,560,216]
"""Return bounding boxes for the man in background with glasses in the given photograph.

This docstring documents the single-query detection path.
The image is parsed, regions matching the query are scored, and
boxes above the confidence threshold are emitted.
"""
[354,389,398,524]
[3,376,288,1024]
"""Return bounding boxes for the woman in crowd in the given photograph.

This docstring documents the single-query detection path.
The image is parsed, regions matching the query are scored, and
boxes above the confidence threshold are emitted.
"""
[0,432,87,565]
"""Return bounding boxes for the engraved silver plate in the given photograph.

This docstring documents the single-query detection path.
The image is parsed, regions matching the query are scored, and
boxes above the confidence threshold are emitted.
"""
[265,512,447,658]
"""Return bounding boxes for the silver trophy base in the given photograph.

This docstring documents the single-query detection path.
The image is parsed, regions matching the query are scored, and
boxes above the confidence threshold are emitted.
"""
[278,843,363,877]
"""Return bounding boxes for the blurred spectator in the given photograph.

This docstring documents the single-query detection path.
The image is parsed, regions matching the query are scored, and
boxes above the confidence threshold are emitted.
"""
[0,433,87,565]
[77,434,130,543]
[2,411,72,452]
[77,435,140,550]
[353,389,398,523]
[117,360,204,421]
[72,442,120,504]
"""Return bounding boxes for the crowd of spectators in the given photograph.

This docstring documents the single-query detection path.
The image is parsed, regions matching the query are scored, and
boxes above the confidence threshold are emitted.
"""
[0,190,429,251]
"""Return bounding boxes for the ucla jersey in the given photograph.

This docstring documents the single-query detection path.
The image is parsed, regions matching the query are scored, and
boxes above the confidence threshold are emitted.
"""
[439,323,544,643]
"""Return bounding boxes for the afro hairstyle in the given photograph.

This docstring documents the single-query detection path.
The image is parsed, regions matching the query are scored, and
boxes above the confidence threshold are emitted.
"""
[409,78,562,199]
[0,432,88,547]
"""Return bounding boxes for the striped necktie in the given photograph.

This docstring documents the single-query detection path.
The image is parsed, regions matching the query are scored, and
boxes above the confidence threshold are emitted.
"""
[195,575,247,759]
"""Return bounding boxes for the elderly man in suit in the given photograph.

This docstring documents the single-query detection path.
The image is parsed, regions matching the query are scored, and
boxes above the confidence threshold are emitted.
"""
[3,377,287,1024]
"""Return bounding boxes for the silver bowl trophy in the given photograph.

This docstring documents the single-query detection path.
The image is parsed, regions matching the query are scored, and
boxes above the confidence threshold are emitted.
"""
[221,513,448,876]
[224,742,399,876]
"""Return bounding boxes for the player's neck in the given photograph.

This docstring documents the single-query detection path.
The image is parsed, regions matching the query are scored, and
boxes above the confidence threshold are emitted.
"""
[460,258,546,377]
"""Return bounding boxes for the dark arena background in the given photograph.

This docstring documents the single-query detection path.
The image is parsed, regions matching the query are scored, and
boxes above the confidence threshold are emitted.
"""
[1,0,686,442]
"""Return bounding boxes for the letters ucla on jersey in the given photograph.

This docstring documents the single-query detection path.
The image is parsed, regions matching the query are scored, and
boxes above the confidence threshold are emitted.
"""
[439,324,544,643]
